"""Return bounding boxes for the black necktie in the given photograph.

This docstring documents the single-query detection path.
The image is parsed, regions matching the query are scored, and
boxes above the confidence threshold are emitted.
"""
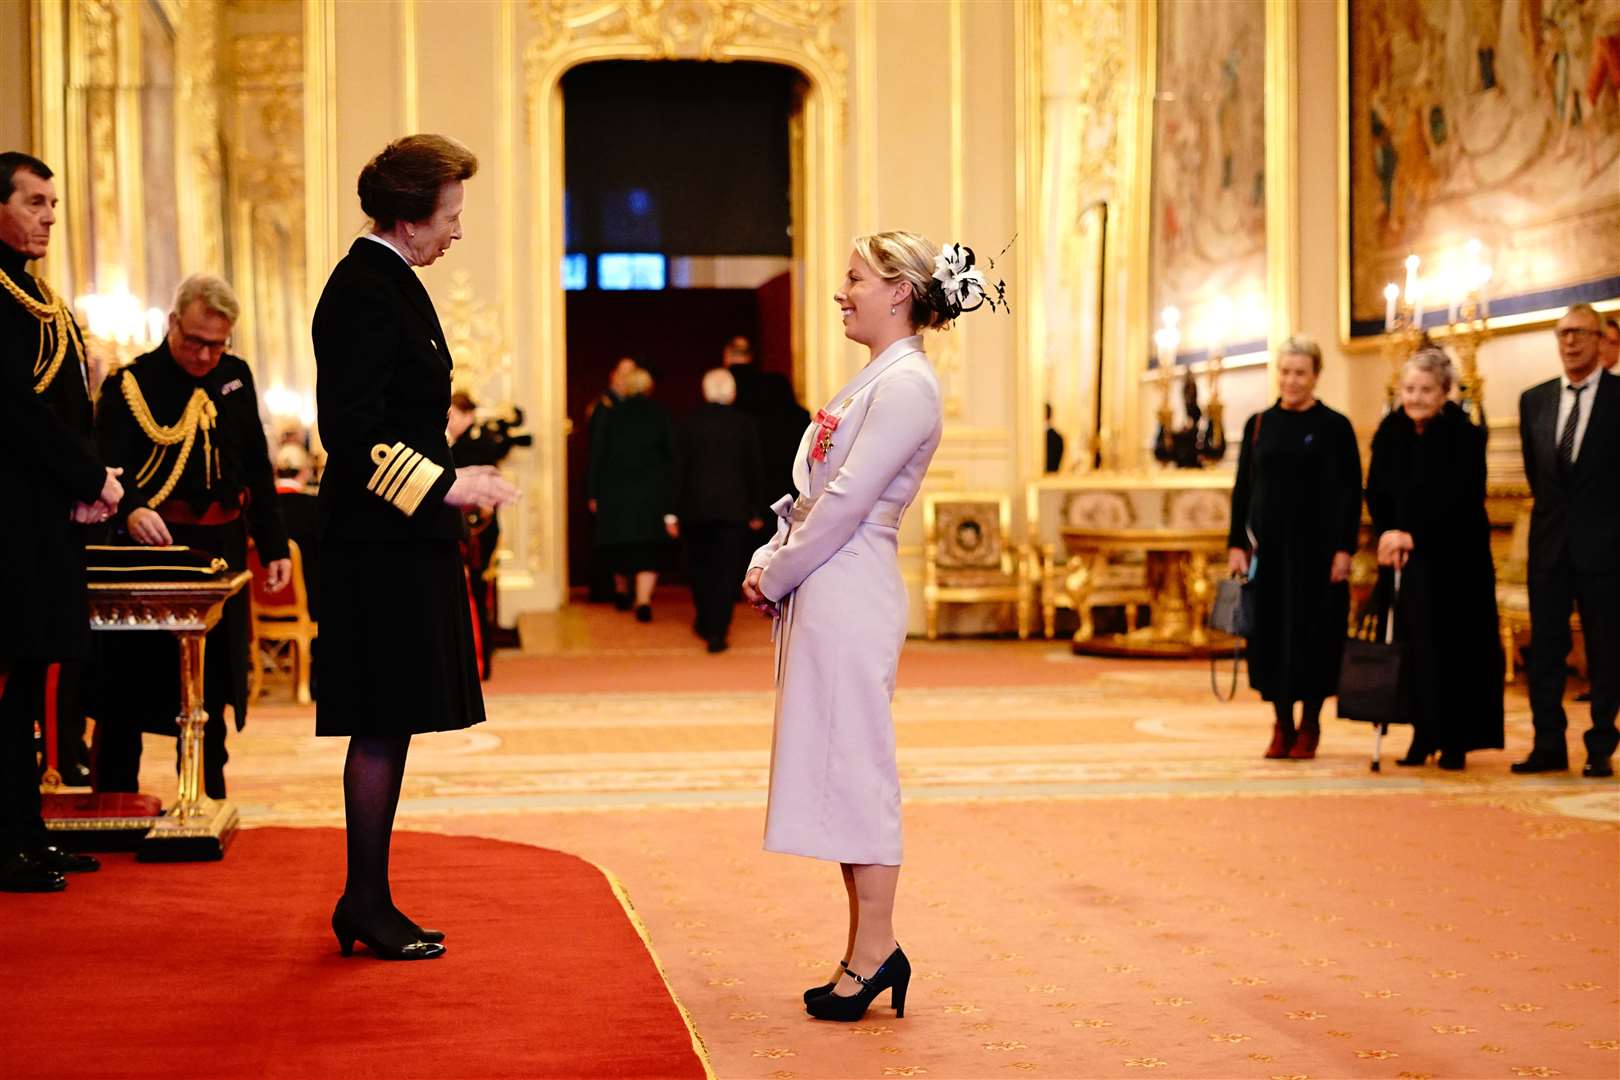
[1558,384,1585,471]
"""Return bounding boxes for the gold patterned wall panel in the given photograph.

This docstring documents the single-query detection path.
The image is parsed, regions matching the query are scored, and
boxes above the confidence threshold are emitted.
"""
[224,19,309,401]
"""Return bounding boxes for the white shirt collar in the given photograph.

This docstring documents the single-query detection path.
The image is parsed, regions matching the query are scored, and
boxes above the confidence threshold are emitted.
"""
[362,232,411,265]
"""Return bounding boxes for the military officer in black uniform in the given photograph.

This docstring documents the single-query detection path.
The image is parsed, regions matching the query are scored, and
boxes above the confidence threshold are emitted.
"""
[0,151,122,892]
[92,273,289,800]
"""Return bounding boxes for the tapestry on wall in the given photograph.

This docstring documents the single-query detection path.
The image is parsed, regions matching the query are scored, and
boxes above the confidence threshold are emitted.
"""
[1150,0,1268,364]
[1346,0,1620,340]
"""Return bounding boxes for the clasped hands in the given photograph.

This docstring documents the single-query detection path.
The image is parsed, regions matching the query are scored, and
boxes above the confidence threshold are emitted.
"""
[69,467,124,525]
[741,566,777,618]
[1376,529,1413,570]
[444,465,521,512]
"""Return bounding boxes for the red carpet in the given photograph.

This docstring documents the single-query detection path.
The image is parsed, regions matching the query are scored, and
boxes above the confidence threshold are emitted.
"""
[10,827,711,1080]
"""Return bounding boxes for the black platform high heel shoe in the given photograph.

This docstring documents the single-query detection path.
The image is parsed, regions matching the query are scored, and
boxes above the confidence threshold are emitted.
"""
[394,905,445,944]
[802,961,848,1003]
[806,947,910,1022]
[331,898,445,961]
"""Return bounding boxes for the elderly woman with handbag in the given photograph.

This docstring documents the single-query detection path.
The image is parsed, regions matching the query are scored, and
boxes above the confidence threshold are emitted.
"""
[1365,348,1504,768]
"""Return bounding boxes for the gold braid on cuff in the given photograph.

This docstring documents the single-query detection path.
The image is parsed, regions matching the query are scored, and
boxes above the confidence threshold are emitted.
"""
[368,442,446,516]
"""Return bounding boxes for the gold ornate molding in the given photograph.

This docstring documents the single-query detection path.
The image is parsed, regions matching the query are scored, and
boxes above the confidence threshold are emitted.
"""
[525,0,848,126]
[442,269,512,400]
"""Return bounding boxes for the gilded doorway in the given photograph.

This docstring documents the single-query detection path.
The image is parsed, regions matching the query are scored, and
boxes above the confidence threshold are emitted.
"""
[521,2,846,607]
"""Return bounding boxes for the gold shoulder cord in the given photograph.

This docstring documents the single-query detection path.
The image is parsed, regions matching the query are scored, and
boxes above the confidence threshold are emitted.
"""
[0,265,84,395]
[120,371,217,507]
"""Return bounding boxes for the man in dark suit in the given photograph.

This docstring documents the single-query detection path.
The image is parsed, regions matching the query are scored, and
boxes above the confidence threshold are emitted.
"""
[671,368,764,653]
[723,335,809,547]
[1512,303,1620,778]
[0,151,123,891]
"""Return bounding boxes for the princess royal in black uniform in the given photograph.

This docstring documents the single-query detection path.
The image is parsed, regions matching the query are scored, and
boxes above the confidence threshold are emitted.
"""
[311,134,517,960]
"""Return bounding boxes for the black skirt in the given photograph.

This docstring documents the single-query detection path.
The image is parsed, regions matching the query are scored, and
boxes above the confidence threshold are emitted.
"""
[315,539,484,737]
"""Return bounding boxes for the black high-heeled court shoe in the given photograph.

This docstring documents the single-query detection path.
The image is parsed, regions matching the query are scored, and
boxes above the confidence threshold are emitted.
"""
[332,899,445,961]
[1396,746,1433,766]
[802,961,848,1003]
[395,906,445,944]
[806,946,910,1022]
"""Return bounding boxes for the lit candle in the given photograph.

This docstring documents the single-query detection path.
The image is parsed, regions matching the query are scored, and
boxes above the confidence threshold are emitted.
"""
[1384,283,1399,331]
[1403,254,1420,306]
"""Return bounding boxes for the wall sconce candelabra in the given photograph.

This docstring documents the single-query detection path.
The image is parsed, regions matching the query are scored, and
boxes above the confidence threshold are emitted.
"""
[1381,241,1493,423]
[76,287,165,375]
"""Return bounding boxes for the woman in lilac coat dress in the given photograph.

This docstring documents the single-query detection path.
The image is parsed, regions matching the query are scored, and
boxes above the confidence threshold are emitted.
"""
[744,230,997,1022]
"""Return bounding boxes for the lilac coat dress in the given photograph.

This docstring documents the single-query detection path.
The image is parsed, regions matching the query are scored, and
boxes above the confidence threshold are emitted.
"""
[749,335,942,865]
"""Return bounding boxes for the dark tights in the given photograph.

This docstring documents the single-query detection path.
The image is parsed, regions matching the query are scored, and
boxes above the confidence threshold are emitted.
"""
[1272,698,1324,731]
[341,734,416,942]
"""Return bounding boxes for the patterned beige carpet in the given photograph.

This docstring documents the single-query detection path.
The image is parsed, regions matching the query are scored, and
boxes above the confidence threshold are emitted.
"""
[122,597,1617,1079]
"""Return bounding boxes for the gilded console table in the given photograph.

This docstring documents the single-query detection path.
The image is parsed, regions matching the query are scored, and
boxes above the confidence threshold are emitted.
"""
[83,571,251,861]
[1059,527,1237,658]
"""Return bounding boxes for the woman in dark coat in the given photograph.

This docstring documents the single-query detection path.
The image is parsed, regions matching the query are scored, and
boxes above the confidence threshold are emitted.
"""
[587,366,676,622]
[311,135,517,959]
[1228,336,1363,760]
[1365,348,1504,769]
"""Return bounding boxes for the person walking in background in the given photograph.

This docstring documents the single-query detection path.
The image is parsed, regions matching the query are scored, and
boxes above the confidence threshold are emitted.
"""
[585,357,636,604]
[1512,304,1620,778]
[1365,348,1504,769]
[672,368,764,653]
[588,365,676,622]
[723,333,809,539]
[1227,335,1362,761]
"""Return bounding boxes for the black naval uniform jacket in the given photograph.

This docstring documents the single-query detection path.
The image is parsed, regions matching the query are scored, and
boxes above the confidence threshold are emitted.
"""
[313,237,459,542]
[0,243,104,669]
[94,344,287,729]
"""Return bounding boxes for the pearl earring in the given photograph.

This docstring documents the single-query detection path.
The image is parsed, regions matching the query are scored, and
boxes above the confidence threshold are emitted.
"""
[889,306,896,316]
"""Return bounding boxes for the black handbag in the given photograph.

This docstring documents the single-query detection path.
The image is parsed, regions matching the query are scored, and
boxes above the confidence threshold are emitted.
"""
[1337,570,1409,726]
[1209,575,1254,637]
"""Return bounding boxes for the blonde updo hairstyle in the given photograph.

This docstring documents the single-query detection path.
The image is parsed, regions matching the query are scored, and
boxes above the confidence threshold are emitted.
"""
[853,231,952,331]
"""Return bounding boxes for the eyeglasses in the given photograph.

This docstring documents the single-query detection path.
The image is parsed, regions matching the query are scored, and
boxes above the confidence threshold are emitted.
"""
[1555,328,1599,341]
[178,332,231,354]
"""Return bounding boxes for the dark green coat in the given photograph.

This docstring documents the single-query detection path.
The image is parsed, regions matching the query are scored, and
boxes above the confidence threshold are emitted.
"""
[588,394,675,547]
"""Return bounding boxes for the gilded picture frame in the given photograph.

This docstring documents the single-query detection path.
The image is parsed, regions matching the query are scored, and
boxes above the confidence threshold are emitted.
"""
[1338,0,1620,346]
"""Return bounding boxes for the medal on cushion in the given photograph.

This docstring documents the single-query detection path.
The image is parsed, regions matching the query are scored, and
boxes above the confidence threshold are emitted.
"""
[810,408,840,462]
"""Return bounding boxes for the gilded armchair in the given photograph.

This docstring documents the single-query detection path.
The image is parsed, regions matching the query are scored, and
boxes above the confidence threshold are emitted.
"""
[922,493,1035,640]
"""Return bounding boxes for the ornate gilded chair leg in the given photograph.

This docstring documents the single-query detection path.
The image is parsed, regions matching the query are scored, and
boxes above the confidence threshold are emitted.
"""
[926,599,939,641]
[1125,604,1139,633]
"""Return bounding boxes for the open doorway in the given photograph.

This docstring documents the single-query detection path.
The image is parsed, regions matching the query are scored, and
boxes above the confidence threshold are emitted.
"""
[561,60,807,591]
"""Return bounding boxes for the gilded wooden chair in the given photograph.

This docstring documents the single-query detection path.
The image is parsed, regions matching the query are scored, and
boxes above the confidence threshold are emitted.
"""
[1041,491,1151,641]
[248,539,318,704]
[923,492,1034,639]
